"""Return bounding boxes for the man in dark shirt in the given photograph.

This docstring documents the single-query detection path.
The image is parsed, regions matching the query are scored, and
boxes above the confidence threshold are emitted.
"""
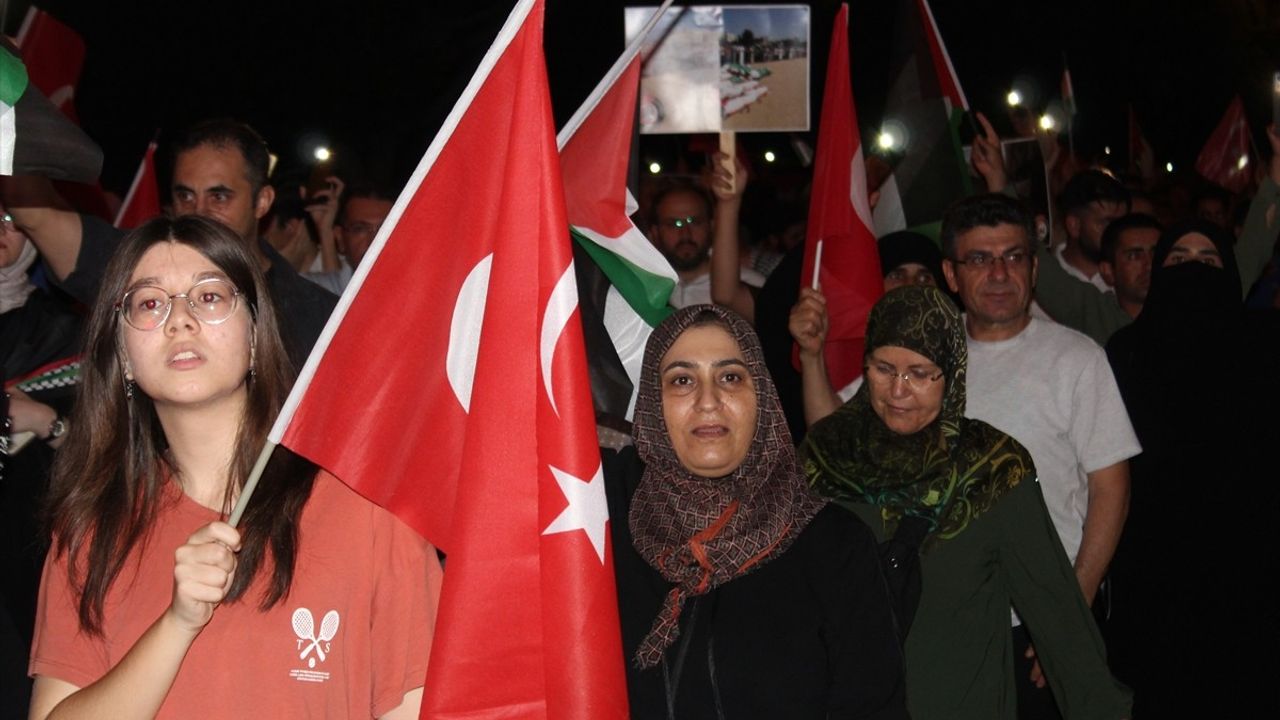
[3,119,337,368]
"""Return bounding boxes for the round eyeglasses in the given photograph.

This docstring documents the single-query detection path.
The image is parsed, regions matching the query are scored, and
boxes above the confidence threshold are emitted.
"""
[116,278,243,331]
[864,361,944,392]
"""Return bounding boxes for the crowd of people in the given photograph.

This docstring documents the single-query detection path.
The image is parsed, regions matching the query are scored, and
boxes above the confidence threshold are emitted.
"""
[2,104,1278,719]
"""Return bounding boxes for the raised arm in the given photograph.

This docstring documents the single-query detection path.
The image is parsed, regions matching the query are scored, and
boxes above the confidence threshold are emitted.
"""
[790,288,842,425]
[1233,124,1280,294]
[0,175,82,281]
[306,176,344,273]
[707,152,755,322]
[970,112,1009,195]
[30,522,241,720]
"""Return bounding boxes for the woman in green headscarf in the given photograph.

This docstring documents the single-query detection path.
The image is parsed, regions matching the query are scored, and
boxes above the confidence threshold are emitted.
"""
[802,285,1130,720]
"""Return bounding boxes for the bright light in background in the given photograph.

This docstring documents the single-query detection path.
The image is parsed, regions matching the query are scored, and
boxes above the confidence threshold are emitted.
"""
[1104,146,1112,155]
[313,146,332,162]
[1237,154,1249,170]
[648,162,662,174]
[764,151,776,163]
[877,131,897,150]
[1006,90,1023,107]
[1038,114,1056,131]
[1166,162,1174,173]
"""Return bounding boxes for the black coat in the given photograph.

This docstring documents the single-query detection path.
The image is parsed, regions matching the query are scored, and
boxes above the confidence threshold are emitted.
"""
[604,447,909,720]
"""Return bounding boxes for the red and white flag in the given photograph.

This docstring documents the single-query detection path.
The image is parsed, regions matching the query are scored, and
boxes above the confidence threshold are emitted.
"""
[268,0,627,717]
[15,7,85,122]
[114,141,161,229]
[798,3,883,391]
[1195,95,1254,194]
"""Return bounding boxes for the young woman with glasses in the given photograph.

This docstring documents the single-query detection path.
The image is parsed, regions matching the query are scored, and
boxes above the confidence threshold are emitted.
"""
[29,216,441,719]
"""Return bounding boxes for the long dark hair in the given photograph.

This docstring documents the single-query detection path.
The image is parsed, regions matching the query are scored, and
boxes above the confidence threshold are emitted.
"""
[47,215,316,634]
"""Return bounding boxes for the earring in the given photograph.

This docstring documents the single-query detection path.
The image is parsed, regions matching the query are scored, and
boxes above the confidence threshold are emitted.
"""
[125,379,135,400]
[249,331,257,379]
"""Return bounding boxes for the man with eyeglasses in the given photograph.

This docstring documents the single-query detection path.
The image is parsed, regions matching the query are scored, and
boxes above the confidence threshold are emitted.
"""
[938,193,1139,719]
[647,160,763,322]
[0,119,337,369]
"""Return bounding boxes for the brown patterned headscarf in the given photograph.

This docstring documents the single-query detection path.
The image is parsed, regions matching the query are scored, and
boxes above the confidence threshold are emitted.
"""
[629,304,825,669]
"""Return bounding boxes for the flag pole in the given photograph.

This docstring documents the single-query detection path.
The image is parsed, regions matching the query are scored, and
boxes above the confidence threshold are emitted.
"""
[811,239,824,290]
[228,440,278,526]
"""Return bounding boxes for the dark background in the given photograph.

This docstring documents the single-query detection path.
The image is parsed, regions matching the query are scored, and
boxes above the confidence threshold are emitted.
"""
[4,0,1279,194]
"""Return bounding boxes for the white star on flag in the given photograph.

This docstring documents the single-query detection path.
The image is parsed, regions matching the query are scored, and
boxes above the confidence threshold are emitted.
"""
[543,464,609,563]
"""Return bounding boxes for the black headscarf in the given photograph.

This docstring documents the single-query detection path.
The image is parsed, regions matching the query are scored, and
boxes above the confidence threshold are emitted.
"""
[878,230,944,285]
[629,304,825,669]
[1107,216,1271,450]
[801,286,1032,539]
[1140,218,1241,328]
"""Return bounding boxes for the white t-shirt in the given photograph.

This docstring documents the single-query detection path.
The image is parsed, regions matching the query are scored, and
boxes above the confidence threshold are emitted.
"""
[304,257,354,295]
[964,317,1140,565]
[1054,244,1111,293]
[668,267,767,308]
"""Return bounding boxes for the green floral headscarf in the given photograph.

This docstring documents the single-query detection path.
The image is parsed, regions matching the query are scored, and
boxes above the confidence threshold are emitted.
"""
[801,286,1033,541]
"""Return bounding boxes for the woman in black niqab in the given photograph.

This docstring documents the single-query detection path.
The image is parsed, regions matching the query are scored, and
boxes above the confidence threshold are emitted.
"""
[1104,218,1280,717]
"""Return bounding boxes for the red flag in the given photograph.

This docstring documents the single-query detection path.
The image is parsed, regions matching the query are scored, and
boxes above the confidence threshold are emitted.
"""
[798,4,883,391]
[268,1,627,717]
[14,7,85,122]
[114,141,161,228]
[1195,96,1254,194]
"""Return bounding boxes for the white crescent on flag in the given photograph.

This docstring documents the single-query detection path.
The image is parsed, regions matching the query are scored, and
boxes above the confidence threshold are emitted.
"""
[540,262,579,417]
[446,254,493,413]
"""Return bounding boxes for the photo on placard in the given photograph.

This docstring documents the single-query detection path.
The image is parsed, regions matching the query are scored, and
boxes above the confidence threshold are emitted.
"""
[720,6,809,131]
[624,5,810,134]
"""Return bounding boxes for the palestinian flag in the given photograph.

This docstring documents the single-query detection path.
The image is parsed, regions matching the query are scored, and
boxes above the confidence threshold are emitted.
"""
[0,40,102,184]
[871,0,971,240]
[9,357,81,394]
[558,7,677,423]
[0,44,27,175]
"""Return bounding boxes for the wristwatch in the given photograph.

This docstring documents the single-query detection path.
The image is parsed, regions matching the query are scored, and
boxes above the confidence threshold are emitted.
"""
[47,416,67,441]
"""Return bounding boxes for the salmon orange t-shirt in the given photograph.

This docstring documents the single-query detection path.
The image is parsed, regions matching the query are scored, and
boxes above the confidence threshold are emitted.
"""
[31,472,442,718]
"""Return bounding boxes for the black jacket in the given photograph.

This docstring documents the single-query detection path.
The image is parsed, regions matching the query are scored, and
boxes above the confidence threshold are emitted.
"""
[604,447,909,720]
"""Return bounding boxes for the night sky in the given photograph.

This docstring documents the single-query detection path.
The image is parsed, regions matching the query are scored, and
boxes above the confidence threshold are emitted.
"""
[5,0,1279,195]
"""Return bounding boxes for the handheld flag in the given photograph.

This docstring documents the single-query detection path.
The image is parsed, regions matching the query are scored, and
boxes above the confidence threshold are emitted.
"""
[264,1,627,717]
[873,0,973,239]
[1195,96,1254,194]
[14,7,86,122]
[558,0,677,422]
[797,4,883,391]
[114,141,162,228]
[0,39,102,183]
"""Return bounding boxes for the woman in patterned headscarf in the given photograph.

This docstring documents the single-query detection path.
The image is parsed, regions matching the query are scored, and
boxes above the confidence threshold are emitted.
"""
[802,286,1131,720]
[605,304,908,720]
